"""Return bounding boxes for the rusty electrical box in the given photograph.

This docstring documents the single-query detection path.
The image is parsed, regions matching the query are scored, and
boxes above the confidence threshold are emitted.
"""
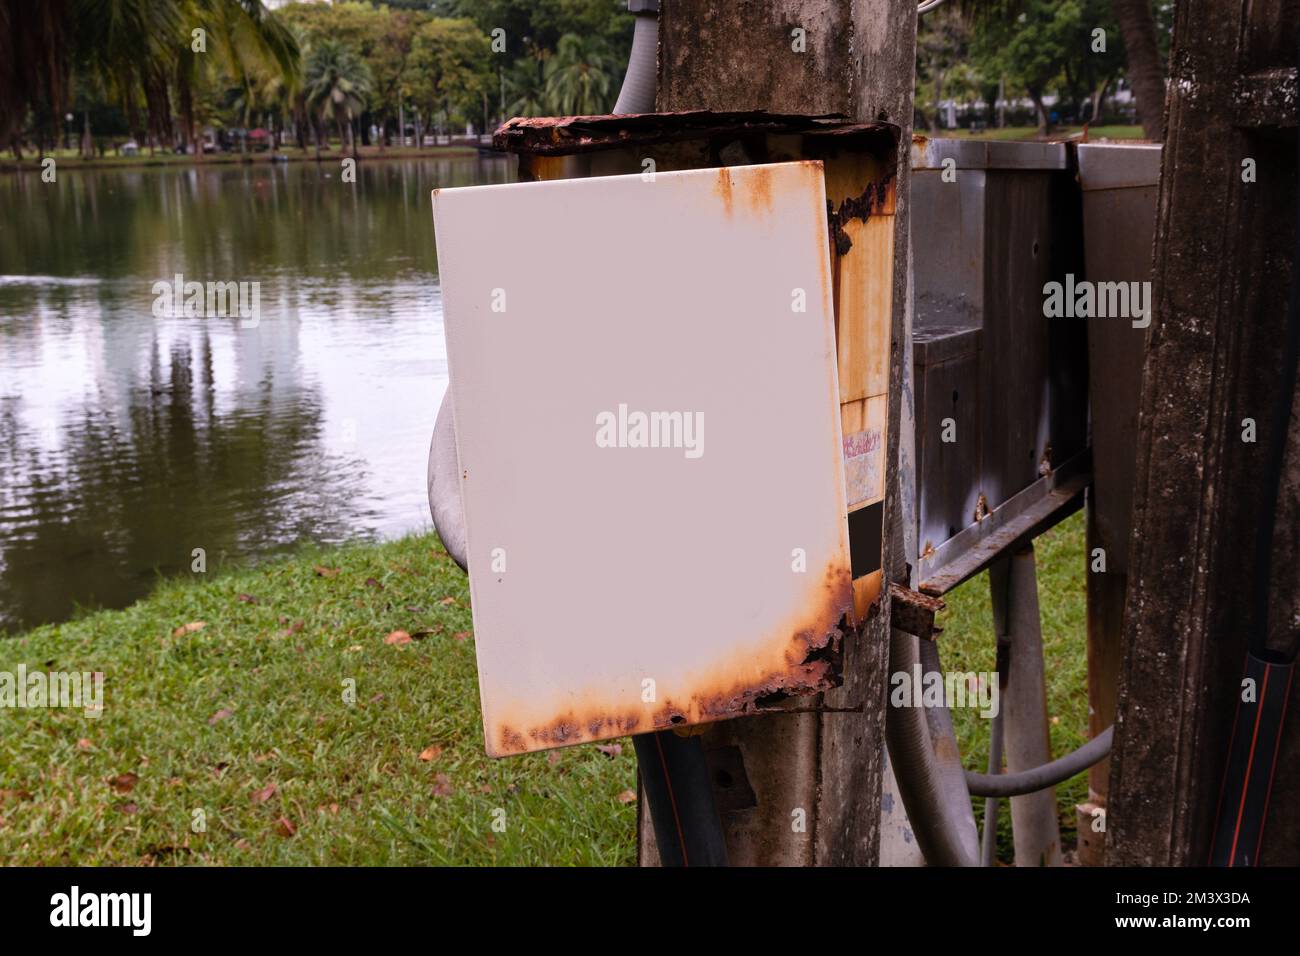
[434,112,899,756]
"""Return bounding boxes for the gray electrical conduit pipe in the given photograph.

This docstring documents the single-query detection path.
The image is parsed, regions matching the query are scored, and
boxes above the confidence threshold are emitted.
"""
[885,630,982,866]
[965,726,1114,798]
[886,627,1115,862]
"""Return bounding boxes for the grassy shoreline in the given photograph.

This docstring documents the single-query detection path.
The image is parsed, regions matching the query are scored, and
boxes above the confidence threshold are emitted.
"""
[0,145,483,175]
[0,534,636,865]
[1,513,1086,866]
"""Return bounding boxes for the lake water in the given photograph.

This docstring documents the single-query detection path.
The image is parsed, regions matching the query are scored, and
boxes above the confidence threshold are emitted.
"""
[0,155,516,632]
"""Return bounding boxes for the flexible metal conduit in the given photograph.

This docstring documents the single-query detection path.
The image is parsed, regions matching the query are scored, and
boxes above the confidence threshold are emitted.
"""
[613,1,660,115]
[885,630,982,866]
[966,726,1114,798]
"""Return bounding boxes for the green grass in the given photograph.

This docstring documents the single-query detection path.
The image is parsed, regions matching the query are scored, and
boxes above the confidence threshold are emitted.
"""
[1,515,1088,866]
[936,508,1089,863]
[0,535,637,866]
[934,124,1148,142]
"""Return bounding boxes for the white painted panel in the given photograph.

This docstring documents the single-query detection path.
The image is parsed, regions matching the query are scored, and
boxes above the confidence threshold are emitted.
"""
[433,161,850,756]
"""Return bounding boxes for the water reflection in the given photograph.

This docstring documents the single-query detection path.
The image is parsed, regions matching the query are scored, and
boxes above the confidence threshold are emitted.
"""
[0,155,515,632]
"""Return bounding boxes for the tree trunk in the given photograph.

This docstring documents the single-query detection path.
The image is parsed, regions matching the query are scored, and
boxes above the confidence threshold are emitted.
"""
[1110,0,1166,140]
[80,110,92,160]
[1028,86,1049,134]
[932,63,946,131]
[1089,76,1111,126]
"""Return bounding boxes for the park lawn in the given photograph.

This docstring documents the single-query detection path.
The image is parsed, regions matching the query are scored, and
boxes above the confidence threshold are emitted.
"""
[1,515,1088,867]
[0,535,637,866]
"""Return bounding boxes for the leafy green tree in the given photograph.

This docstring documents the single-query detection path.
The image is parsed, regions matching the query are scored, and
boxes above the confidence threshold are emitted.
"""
[280,1,431,147]
[404,18,491,137]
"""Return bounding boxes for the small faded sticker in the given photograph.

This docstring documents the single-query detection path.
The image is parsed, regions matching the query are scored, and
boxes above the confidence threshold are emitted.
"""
[843,426,883,507]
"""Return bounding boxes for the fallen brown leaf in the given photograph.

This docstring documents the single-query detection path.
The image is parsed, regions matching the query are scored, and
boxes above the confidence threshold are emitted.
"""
[208,708,234,725]
[313,566,340,579]
[365,577,383,590]
[250,782,277,804]
[76,738,91,751]
[0,789,33,803]
[547,752,562,765]
[596,744,623,759]
[432,774,453,796]
[275,817,296,838]
[237,593,258,604]
[172,621,206,638]
[418,744,443,762]
[384,630,412,646]
[119,802,139,814]
[616,789,637,804]
[452,631,471,642]
[439,596,456,606]
[108,772,139,794]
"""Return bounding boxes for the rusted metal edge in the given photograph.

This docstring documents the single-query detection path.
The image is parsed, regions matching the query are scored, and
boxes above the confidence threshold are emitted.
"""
[918,461,1091,597]
[826,171,898,255]
[889,583,946,640]
[494,109,899,157]
[492,564,857,754]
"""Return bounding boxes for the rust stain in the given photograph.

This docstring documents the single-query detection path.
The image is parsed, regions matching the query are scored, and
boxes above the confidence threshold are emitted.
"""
[487,559,854,756]
[526,155,569,182]
[826,173,897,256]
[743,164,774,214]
[713,166,734,217]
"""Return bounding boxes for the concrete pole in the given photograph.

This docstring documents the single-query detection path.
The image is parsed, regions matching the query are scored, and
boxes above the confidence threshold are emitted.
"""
[645,0,919,865]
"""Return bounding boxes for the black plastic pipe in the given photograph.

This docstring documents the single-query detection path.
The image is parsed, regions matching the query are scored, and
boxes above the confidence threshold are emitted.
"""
[632,730,729,866]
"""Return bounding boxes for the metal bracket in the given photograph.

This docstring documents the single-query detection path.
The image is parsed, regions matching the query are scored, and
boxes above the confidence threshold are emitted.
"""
[889,582,946,640]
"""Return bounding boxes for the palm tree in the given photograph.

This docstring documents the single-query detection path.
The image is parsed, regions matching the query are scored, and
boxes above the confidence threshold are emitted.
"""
[1,0,300,158]
[505,55,547,118]
[177,0,301,157]
[543,34,612,116]
[1109,0,1165,140]
[304,38,372,160]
